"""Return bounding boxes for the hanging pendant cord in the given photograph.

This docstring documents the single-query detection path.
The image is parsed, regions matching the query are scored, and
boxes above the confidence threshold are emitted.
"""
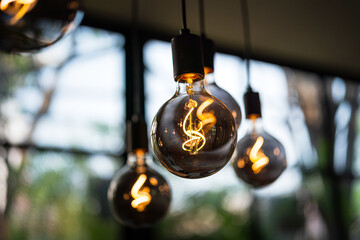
[182,0,188,30]
[131,0,141,116]
[240,0,252,87]
[199,0,205,36]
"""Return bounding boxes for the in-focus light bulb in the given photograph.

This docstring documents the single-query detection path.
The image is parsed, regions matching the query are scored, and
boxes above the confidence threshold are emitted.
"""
[108,150,171,228]
[0,0,82,52]
[202,37,242,129]
[151,30,237,179]
[232,88,286,187]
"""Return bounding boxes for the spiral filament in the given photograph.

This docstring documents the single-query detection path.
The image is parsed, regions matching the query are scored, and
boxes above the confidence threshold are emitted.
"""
[249,136,269,174]
[131,174,151,212]
[182,99,205,154]
[182,99,217,155]
[196,99,216,128]
[1,0,37,25]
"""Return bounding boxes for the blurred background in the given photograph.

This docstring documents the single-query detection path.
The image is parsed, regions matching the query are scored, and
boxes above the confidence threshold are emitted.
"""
[0,0,360,240]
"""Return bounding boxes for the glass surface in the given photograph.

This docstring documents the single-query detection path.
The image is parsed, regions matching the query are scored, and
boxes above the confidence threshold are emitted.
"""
[233,120,287,188]
[108,152,171,228]
[0,0,83,52]
[151,80,237,179]
[204,72,242,129]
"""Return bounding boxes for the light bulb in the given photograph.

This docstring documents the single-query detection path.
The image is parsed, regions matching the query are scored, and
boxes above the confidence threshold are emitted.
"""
[204,69,242,129]
[201,37,242,129]
[232,88,286,187]
[150,30,237,179]
[0,0,82,52]
[108,151,171,228]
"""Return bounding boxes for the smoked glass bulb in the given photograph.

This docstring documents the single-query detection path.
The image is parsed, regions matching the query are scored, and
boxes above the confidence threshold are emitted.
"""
[0,0,82,52]
[233,119,286,188]
[151,74,237,179]
[204,68,242,129]
[108,151,171,228]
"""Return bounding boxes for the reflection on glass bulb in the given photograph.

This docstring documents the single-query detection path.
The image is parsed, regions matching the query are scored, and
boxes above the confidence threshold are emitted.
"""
[151,75,237,179]
[108,151,171,228]
[1,0,37,25]
[233,119,286,188]
[0,0,82,52]
[204,69,242,129]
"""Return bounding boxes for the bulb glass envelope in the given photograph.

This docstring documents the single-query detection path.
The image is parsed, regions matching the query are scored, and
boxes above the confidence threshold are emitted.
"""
[0,0,82,52]
[151,77,237,179]
[108,152,171,228]
[233,129,286,188]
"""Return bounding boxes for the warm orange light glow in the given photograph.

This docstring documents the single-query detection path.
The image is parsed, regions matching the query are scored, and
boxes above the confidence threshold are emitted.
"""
[237,159,245,168]
[182,99,206,154]
[181,98,217,154]
[149,177,158,186]
[204,67,214,75]
[248,114,260,120]
[197,99,216,127]
[249,136,269,174]
[1,0,37,25]
[130,174,151,212]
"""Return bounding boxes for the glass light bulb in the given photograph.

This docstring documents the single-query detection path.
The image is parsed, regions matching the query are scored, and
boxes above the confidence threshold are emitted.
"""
[204,69,242,129]
[232,119,286,188]
[108,151,171,228]
[151,75,237,179]
[0,0,82,52]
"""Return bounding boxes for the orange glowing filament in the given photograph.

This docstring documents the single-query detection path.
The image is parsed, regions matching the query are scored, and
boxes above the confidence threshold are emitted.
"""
[1,0,37,25]
[182,98,216,154]
[182,99,205,154]
[130,174,151,212]
[249,136,269,174]
[197,99,216,128]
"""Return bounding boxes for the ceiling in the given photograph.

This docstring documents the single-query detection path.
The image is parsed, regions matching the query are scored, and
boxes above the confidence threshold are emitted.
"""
[82,0,360,80]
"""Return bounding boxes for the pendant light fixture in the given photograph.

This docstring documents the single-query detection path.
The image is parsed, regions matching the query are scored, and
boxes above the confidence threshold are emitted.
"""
[108,0,171,228]
[150,0,237,179]
[232,0,286,188]
[0,0,83,52]
[108,118,171,228]
[199,0,242,129]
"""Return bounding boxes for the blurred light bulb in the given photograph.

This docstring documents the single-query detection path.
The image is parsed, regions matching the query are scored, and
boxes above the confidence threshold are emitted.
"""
[151,31,237,179]
[108,150,171,228]
[0,0,83,52]
[204,68,242,129]
[201,37,242,129]
[232,88,286,187]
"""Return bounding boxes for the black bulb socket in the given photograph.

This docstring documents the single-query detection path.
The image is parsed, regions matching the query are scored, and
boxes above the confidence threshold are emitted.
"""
[244,87,262,119]
[126,116,148,153]
[201,35,215,70]
[171,29,204,81]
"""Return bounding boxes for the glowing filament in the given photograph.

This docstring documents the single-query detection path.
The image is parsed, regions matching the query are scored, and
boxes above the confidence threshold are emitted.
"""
[196,99,216,127]
[249,136,269,174]
[1,0,37,25]
[182,99,205,154]
[130,174,151,212]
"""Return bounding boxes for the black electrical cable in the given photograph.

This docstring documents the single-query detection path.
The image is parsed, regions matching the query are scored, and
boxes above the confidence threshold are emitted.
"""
[240,0,252,86]
[131,0,141,116]
[199,0,205,36]
[182,0,188,30]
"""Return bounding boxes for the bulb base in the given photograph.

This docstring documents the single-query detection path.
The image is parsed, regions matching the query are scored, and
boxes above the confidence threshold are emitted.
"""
[202,36,215,71]
[126,116,148,153]
[244,87,262,119]
[171,29,204,81]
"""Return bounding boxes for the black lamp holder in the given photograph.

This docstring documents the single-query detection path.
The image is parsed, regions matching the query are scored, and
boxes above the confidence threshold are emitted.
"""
[126,115,148,153]
[244,87,262,119]
[171,0,204,80]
